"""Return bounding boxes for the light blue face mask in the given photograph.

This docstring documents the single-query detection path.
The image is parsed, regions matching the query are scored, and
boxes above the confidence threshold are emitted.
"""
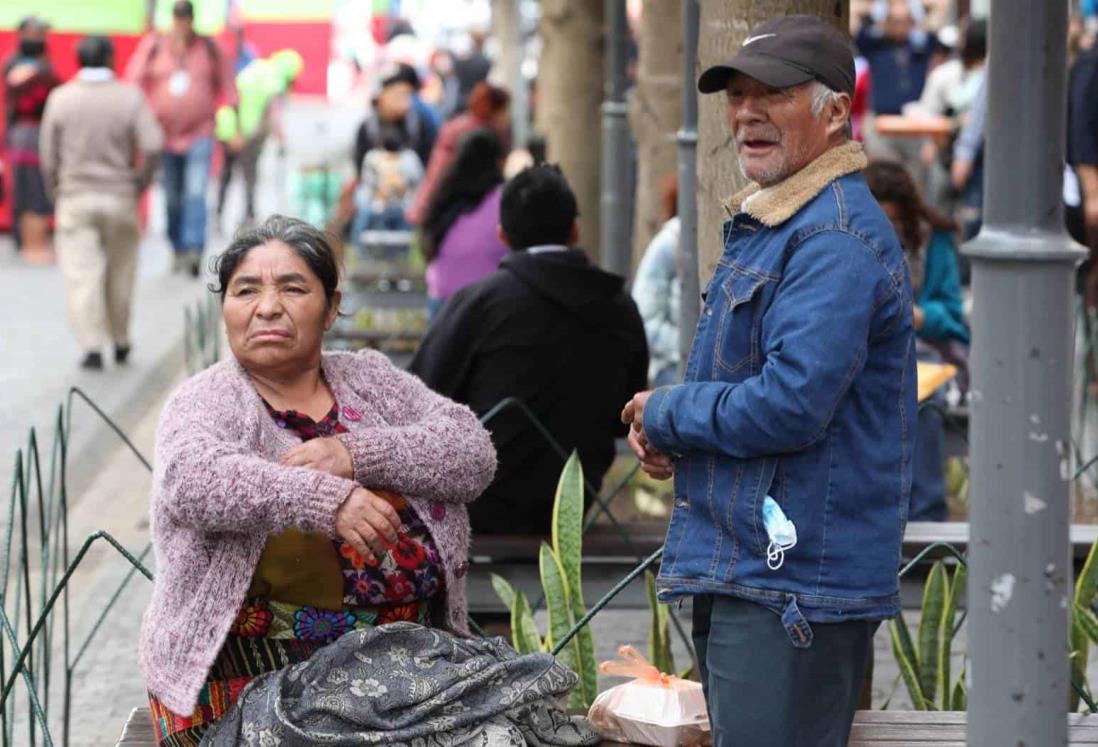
[762,496,797,571]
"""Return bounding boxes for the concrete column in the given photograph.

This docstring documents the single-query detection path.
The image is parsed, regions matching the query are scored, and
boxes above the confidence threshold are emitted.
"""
[677,0,700,370]
[600,0,633,278]
[964,1,1084,744]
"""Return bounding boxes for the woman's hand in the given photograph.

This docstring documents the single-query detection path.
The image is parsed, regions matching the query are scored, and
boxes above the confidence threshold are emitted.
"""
[335,487,402,564]
[280,437,354,479]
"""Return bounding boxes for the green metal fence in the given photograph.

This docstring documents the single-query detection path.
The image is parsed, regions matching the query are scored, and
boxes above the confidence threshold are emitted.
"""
[1,389,154,747]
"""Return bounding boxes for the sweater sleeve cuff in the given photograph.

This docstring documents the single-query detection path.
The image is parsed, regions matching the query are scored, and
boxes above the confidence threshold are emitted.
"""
[297,472,356,534]
[336,430,395,488]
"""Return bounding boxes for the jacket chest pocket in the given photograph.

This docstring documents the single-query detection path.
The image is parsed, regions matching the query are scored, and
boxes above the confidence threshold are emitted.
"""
[715,268,770,377]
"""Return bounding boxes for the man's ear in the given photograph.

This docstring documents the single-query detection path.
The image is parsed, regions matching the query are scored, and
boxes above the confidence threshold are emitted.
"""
[496,224,510,247]
[827,92,853,139]
[568,219,580,246]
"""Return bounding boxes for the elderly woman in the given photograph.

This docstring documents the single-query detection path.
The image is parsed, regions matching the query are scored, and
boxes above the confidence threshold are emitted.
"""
[140,216,497,744]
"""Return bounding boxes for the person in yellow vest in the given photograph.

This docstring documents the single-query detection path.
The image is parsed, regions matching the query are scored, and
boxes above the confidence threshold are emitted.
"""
[214,49,302,230]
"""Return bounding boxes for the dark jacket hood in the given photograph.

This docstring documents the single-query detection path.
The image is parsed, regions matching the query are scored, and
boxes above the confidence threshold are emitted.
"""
[500,248,625,311]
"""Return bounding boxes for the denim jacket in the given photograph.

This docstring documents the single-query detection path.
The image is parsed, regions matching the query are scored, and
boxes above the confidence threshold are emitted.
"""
[643,143,916,646]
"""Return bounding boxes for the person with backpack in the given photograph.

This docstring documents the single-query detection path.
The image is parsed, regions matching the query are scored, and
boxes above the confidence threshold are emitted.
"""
[126,0,236,277]
[350,129,423,241]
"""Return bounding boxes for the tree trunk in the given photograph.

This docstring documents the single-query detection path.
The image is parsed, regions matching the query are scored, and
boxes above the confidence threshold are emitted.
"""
[536,0,605,257]
[491,0,529,148]
[629,0,683,263]
[696,0,849,278]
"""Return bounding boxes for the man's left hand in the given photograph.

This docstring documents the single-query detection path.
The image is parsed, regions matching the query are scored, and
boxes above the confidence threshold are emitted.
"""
[622,391,674,481]
[280,437,354,479]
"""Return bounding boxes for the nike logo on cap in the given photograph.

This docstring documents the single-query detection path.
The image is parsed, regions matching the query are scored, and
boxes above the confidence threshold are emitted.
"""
[743,33,777,46]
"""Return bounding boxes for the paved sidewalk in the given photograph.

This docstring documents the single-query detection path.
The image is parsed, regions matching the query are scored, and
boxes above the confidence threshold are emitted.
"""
[0,189,207,489]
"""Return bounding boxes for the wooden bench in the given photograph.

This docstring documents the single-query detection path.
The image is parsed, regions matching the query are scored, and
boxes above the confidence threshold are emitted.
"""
[117,706,1098,745]
[848,711,1098,745]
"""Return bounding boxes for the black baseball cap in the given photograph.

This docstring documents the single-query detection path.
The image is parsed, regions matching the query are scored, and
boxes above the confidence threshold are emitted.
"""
[697,15,854,97]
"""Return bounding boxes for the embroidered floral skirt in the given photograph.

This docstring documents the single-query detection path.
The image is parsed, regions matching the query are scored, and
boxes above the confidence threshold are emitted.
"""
[147,598,431,747]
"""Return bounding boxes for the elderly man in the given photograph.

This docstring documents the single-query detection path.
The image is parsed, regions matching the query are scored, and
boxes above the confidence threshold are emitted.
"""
[40,36,163,369]
[621,15,915,746]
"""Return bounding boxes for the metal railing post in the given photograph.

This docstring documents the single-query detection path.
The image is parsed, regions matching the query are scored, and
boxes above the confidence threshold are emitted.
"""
[677,0,700,373]
[963,1,1084,743]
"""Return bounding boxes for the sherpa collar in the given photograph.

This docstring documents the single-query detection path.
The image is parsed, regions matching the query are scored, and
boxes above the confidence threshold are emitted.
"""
[726,141,868,227]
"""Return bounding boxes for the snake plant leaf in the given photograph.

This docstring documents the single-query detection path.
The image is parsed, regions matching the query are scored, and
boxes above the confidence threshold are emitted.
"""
[646,570,675,675]
[549,453,598,709]
[917,561,947,706]
[511,591,544,655]
[1075,603,1098,648]
[891,620,930,710]
[891,611,918,685]
[539,542,573,650]
[552,452,585,597]
[938,563,964,709]
[491,573,518,611]
[1072,534,1098,709]
[951,670,967,711]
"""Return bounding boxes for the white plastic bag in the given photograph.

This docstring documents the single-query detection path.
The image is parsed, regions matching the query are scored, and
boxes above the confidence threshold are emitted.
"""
[587,646,711,747]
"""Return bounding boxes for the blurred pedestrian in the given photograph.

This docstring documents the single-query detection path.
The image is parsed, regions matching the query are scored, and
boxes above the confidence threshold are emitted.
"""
[915,18,987,210]
[452,28,492,112]
[40,36,163,370]
[352,63,435,180]
[865,161,968,522]
[856,0,939,167]
[126,0,236,276]
[215,49,303,231]
[350,129,422,240]
[1069,14,1098,310]
[406,82,509,226]
[4,15,59,264]
[420,128,507,317]
[631,175,681,387]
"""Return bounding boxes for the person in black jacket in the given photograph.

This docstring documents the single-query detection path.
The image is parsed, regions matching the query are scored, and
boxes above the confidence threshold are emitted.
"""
[352,63,435,178]
[409,165,649,535]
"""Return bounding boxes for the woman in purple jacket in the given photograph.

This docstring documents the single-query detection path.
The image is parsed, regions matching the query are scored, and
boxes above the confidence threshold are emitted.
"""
[420,128,508,319]
[140,216,496,743]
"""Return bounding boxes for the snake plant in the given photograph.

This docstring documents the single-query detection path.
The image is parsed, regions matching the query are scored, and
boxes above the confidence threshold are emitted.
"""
[491,452,599,709]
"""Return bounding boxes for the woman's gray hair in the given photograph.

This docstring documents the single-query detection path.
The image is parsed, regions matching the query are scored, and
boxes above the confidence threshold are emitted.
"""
[209,215,343,304]
[809,80,853,138]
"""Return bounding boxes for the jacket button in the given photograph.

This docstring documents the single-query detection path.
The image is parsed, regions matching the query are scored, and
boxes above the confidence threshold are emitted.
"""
[455,560,469,578]
[675,497,688,508]
[430,502,447,520]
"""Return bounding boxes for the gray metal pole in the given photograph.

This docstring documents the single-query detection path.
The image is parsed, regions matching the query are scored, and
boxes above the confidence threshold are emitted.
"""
[964,1,1084,744]
[599,0,632,278]
[677,0,700,373]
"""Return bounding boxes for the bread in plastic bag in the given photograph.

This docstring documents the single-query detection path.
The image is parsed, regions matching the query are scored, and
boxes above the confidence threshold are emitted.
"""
[587,645,711,746]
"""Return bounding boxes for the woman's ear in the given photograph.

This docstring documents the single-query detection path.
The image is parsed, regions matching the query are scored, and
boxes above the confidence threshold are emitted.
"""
[325,289,343,330]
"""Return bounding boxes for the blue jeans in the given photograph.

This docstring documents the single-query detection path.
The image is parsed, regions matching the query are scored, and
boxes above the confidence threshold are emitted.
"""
[351,202,409,243]
[161,137,213,254]
[692,595,874,746]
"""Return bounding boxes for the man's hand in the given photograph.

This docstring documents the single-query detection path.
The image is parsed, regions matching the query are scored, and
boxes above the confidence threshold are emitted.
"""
[913,304,925,331]
[951,158,973,191]
[335,487,402,564]
[621,391,674,481]
[280,437,354,479]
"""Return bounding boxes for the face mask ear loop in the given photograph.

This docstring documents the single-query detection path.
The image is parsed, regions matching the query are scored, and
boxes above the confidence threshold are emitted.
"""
[766,537,796,571]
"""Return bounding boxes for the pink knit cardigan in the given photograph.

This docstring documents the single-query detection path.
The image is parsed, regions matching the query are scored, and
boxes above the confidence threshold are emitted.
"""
[139,349,497,715]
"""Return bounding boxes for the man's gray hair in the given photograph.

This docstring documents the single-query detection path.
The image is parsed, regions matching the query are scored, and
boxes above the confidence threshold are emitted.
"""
[808,80,853,138]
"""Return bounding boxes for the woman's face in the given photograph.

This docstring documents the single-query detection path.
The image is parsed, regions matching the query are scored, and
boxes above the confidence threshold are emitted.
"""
[223,241,340,376]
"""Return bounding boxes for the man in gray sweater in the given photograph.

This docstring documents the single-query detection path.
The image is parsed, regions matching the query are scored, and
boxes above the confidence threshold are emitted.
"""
[40,36,163,370]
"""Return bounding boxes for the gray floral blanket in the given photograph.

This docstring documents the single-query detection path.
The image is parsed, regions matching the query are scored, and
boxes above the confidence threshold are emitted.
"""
[201,622,602,746]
